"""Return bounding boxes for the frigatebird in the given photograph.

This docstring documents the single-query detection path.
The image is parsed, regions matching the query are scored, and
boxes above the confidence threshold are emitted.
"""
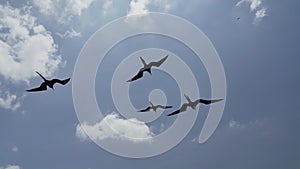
[26,71,70,92]
[137,102,172,112]
[167,94,223,116]
[127,55,168,82]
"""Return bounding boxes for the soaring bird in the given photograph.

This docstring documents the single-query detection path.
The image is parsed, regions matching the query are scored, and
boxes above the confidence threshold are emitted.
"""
[127,55,168,82]
[137,101,172,112]
[167,94,223,116]
[26,71,70,92]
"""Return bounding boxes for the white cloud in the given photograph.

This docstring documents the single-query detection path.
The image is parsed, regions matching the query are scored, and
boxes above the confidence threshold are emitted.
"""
[255,7,267,21]
[56,28,81,39]
[32,0,96,23]
[236,0,267,23]
[127,0,150,17]
[236,0,262,11]
[103,0,113,15]
[250,0,262,11]
[0,165,21,169]
[12,146,19,153]
[0,4,62,83]
[0,90,20,111]
[76,113,153,142]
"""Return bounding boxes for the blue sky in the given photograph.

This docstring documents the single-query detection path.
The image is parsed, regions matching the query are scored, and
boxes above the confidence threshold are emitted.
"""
[0,0,299,169]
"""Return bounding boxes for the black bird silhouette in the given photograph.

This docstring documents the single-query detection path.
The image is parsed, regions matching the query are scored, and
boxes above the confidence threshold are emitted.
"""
[127,55,168,82]
[167,94,223,116]
[137,101,172,112]
[26,71,70,92]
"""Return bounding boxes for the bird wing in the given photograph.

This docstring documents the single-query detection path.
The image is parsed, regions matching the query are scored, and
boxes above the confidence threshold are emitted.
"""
[35,71,47,82]
[127,70,145,82]
[150,55,168,67]
[157,105,172,109]
[26,82,47,92]
[167,109,181,116]
[167,104,188,116]
[197,98,223,105]
[50,78,71,86]
[137,106,151,112]
[184,94,192,103]
[140,57,147,66]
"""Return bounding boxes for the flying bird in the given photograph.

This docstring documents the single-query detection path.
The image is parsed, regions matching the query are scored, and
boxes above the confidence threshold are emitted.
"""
[127,55,168,82]
[237,17,241,20]
[137,102,172,112]
[26,71,70,92]
[167,94,223,116]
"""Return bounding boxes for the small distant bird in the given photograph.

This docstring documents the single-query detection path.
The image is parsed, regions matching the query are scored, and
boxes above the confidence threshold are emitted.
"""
[167,94,223,116]
[26,71,70,92]
[237,17,241,20]
[127,55,168,82]
[137,102,172,112]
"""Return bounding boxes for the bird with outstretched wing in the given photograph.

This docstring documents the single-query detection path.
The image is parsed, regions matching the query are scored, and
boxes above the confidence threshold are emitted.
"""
[26,71,70,92]
[127,55,168,82]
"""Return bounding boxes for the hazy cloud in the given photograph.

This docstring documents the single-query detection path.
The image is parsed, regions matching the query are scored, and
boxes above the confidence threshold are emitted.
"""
[228,119,265,130]
[103,0,113,15]
[229,119,245,129]
[0,165,21,169]
[12,146,19,153]
[32,0,96,23]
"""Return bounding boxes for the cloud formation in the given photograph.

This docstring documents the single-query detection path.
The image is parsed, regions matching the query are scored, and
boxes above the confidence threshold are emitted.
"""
[255,8,267,22]
[236,0,267,23]
[0,4,62,83]
[0,90,20,111]
[32,0,96,23]
[0,165,21,169]
[56,28,81,39]
[127,0,150,17]
[127,0,172,17]
[102,0,113,15]
[76,113,153,142]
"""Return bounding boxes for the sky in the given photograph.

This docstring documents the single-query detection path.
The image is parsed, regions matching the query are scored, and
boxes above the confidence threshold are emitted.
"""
[0,0,300,169]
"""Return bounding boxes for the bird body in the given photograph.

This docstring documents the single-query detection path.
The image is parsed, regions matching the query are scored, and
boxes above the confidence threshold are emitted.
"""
[167,95,223,116]
[127,55,168,82]
[137,102,172,112]
[26,71,70,92]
